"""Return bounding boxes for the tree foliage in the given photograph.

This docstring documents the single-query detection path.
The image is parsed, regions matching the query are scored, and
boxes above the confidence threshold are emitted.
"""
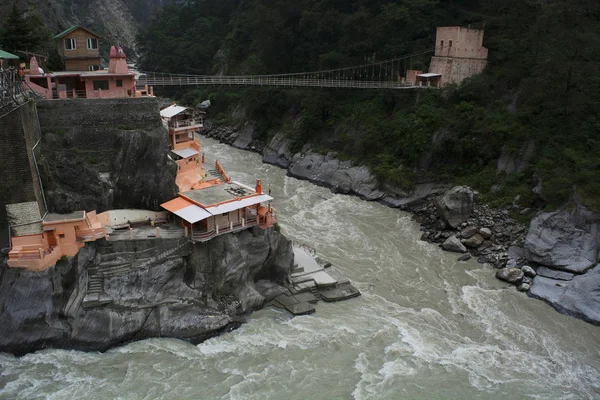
[0,3,49,54]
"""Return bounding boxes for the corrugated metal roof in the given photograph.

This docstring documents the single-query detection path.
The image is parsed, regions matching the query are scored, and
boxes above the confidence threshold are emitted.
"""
[175,205,212,224]
[205,194,273,215]
[172,147,199,159]
[160,105,188,118]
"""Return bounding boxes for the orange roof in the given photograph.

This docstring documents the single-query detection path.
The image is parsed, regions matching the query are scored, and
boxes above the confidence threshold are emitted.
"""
[161,197,194,213]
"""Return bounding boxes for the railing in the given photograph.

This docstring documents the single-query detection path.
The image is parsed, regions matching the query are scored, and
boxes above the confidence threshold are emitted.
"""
[169,119,202,129]
[191,216,259,242]
[137,75,429,90]
[8,245,52,260]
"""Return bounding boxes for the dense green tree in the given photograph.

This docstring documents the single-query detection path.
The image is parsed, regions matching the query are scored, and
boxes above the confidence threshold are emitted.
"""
[0,3,48,53]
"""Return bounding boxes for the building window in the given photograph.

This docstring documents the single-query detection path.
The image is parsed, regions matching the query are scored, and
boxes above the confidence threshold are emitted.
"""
[222,213,228,217]
[88,65,100,71]
[93,80,109,90]
[449,40,453,47]
[116,80,123,87]
[86,38,98,50]
[58,233,65,238]
[440,40,444,48]
[64,38,76,50]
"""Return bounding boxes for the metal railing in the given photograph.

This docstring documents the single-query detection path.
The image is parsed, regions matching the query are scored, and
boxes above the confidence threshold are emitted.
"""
[169,119,203,128]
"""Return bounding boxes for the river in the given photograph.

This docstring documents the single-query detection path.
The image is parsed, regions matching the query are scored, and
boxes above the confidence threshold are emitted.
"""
[1,137,600,399]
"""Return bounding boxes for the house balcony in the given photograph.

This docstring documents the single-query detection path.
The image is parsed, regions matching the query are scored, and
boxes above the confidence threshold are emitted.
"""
[191,213,276,243]
[168,119,203,132]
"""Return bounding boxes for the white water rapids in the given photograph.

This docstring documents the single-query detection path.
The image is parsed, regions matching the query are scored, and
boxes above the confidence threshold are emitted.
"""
[1,137,600,399]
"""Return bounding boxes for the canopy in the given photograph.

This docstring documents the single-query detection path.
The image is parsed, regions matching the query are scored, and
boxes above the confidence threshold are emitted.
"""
[161,197,211,224]
[171,147,199,159]
[160,105,188,118]
[0,50,19,60]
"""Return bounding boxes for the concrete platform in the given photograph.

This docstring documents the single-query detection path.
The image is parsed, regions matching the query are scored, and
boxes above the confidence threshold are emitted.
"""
[275,245,360,316]
[107,226,186,241]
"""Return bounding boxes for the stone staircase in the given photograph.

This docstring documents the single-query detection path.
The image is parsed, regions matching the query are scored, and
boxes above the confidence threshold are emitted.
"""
[207,169,221,178]
[83,241,190,308]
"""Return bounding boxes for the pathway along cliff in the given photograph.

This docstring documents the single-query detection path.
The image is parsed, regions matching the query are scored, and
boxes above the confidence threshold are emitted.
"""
[1,137,600,399]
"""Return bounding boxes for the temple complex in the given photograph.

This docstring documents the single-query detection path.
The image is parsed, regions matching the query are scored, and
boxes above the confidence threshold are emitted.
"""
[23,25,145,99]
[5,101,275,271]
[160,103,275,242]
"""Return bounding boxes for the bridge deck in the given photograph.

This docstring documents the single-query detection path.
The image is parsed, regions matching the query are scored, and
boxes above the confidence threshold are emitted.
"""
[138,75,435,90]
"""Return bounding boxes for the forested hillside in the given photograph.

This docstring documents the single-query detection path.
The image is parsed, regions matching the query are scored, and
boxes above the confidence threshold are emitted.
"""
[138,0,600,213]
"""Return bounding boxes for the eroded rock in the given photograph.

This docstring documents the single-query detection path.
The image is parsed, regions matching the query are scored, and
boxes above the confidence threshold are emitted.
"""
[435,186,474,229]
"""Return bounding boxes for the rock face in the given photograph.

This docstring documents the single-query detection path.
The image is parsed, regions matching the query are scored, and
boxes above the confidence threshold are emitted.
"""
[529,265,600,326]
[36,98,178,213]
[288,151,385,200]
[496,140,536,175]
[262,132,294,168]
[524,206,599,273]
[435,186,474,229]
[0,227,293,355]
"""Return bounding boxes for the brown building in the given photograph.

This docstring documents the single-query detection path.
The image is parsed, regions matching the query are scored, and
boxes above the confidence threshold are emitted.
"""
[427,26,488,86]
[54,25,101,72]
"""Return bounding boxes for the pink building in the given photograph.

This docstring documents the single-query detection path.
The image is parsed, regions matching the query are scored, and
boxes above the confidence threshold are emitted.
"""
[7,210,106,271]
[24,45,137,99]
[427,26,488,86]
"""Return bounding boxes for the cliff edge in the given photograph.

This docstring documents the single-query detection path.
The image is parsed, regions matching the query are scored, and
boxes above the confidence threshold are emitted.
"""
[0,227,293,355]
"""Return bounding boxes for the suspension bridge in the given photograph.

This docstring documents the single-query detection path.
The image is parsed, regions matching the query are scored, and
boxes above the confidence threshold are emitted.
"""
[137,48,439,91]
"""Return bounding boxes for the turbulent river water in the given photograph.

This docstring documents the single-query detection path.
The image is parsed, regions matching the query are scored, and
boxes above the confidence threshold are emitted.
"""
[2,137,600,399]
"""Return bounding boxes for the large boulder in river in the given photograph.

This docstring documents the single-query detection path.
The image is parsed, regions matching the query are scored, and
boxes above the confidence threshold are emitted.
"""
[524,206,599,273]
[496,268,524,284]
[442,235,467,253]
[435,186,474,229]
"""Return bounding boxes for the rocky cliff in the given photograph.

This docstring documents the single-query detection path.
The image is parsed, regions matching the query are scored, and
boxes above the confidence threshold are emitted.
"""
[35,98,177,213]
[0,227,293,355]
[4,0,170,56]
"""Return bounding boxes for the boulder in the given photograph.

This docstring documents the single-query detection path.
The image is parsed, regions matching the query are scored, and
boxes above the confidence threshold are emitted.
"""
[496,268,524,284]
[463,233,484,248]
[458,253,472,262]
[524,207,599,273]
[442,235,467,253]
[522,276,533,286]
[517,283,531,292]
[460,226,479,238]
[479,227,493,239]
[521,265,536,278]
[435,186,474,229]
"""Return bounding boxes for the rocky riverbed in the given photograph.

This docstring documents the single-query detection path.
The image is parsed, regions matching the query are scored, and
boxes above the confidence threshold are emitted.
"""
[200,121,600,326]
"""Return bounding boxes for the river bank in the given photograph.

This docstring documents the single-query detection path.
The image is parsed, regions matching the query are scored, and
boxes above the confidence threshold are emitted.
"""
[200,121,600,326]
